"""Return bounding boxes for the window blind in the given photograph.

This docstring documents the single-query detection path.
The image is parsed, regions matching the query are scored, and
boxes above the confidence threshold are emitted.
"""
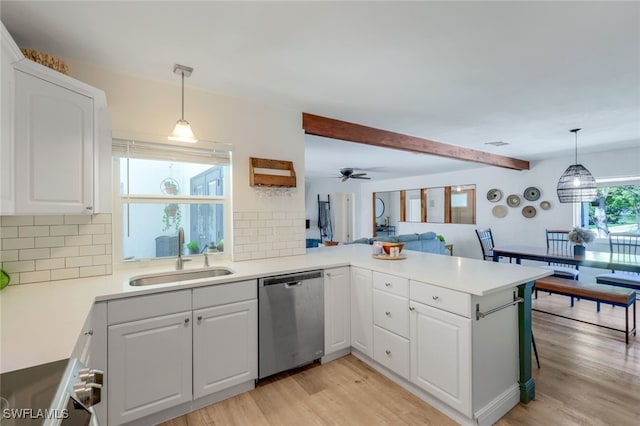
[112,138,231,165]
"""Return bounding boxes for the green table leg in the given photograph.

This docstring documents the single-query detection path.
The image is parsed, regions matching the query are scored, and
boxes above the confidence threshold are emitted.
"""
[518,280,535,403]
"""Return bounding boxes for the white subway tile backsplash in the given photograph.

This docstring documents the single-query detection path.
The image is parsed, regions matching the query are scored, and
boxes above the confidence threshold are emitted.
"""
[51,246,80,258]
[1,216,34,226]
[233,210,304,262]
[66,256,93,268]
[50,225,78,236]
[0,227,18,238]
[64,215,92,225]
[1,214,113,285]
[36,258,65,270]
[35,236,66,248]
[79,224,105,235]
[0,250,19,262]
[51,268,80,280]
[19,226,50,237]
[19,248,50,260]
[21,270,51,284]
[80,265,106,277]
[2,260,35,273]
[2,238,35,250]
[34,216,64,225]
[65,235,93,246]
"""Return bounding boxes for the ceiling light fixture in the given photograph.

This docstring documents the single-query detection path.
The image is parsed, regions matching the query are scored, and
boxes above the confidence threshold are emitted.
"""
[168,64,197,143]
[556,128,597,203]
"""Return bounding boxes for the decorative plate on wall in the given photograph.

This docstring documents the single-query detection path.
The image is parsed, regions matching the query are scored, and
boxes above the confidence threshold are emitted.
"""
[522,205,537,218]
[487,189,503,202]
[523,187,541,201]
[492,205,508,218]
[506,194,521,207]
[540,201,551,210]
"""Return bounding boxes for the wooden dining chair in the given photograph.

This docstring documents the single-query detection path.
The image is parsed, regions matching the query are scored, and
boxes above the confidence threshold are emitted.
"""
[596,233,640,291]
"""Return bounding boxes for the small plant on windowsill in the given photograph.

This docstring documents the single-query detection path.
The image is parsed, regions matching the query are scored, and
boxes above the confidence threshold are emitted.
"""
[162,203,182,234]
[568,226,594,256]
[187,241,199,255]
[436,234,445,243]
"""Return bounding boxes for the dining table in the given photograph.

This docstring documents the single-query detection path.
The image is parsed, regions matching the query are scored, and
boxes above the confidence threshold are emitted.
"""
[491,245,640,273]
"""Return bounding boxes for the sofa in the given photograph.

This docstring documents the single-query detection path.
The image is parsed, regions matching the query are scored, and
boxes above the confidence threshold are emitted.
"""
[349,232,448,255]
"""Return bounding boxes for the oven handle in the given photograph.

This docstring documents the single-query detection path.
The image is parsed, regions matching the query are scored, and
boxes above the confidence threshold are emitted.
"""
[284,281,303,288]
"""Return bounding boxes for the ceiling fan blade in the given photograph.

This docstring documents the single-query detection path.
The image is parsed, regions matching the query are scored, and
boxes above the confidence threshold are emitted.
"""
[353,176,371,179]
[341,176,349,182]
[350,173,367,178]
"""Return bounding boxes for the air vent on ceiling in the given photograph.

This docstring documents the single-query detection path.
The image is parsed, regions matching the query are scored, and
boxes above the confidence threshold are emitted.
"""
[484,141,510,147]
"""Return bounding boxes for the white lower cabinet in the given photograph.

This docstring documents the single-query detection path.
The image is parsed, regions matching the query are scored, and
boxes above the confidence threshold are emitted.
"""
[108,311,193,425]
[106,281,257,425]
[324,267,351,355]
[193,299,257,398]
[373,325,410,379]
[350,267,373,357]
[410,300,472,417]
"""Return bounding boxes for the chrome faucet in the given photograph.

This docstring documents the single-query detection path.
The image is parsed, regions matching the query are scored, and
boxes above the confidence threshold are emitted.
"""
[176,227,191,270]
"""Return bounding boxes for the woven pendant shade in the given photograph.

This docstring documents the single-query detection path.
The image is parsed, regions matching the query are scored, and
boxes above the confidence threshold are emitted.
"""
[556,128,597,203]
[557,164,597,203]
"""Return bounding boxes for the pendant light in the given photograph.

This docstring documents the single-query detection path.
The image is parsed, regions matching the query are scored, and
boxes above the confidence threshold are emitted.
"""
[168,64,198,143]
[556,128,597,203]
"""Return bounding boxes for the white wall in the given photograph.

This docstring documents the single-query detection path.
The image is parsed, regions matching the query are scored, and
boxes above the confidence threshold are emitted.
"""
[304,177,362,242]
[65,60,306,261]
[358,146,640,259]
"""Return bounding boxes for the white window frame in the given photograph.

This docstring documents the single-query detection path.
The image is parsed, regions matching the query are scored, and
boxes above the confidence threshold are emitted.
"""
[111,139,232,269]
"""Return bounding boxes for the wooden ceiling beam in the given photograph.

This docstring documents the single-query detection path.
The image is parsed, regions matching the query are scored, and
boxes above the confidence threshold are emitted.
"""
[302,113,529,171]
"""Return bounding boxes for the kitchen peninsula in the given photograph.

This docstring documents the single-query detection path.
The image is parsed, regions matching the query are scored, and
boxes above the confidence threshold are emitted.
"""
[0,244,550,426]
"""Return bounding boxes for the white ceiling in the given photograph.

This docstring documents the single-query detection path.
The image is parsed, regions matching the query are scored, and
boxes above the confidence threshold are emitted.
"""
[2,1,639,180]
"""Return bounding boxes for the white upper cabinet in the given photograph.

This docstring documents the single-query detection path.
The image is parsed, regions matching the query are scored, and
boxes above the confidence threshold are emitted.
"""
[1,23,111,215]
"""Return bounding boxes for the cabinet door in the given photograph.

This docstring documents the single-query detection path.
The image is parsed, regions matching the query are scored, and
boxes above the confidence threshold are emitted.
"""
[193,300,257,399]
[108,311,192,425]
[324,266,351,355]
[410,301,472,416]
[350,267,373,357]
[0,33,16,214]
[14,70,93,214]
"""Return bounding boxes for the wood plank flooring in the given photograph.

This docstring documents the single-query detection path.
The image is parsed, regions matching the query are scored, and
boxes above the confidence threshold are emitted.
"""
[161,292,640,426]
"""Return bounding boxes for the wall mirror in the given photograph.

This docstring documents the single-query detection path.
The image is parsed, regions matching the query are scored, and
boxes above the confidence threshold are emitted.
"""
[372,184,476,235]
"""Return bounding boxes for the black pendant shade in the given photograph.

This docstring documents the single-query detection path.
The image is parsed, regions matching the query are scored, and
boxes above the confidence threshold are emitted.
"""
[557,164,597,203]
[556,128,597,203]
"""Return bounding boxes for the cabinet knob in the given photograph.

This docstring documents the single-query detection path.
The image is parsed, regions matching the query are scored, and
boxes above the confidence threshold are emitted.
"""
[84,329,93,336]
[85,206,93,211]
[409,306,415,311]
[432,295,439,301]
[385,350,391,356]
[385,311,391,317]
[326,273,331,278]
[184,318,190,324]
[385,282,391,287]
[197,315,203,321]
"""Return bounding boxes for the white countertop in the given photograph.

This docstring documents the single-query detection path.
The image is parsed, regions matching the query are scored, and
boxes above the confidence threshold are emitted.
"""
[0,245,549,373]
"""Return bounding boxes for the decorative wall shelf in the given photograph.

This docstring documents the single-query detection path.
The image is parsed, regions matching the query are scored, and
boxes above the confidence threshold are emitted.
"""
[249,157,297,188]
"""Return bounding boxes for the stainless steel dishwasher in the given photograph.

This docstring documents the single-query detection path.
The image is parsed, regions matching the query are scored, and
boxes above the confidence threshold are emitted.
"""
[259,270,324,379]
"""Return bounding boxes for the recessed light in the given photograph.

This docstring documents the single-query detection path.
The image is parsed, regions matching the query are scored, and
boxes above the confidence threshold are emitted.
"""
[484,141,510,147]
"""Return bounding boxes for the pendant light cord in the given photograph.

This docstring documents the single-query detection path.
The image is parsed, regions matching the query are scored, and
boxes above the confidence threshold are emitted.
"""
[570,128,581,164]
[181,71,185,120]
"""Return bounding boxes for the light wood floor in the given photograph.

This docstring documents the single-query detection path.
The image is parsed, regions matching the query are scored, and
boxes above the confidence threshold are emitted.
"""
[161,292,639,426]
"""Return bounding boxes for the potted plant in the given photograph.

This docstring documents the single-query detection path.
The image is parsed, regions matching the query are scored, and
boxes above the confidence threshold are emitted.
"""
[162,203,182,234]
[568,226,594,256]
[187,241,199,255]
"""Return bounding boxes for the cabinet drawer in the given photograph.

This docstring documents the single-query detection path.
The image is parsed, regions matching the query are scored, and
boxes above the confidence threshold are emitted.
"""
[373,325,410,380]
[373,289,409,338]
[193,279,257,310]
[108,290,191,325]
[373,272,408,297]
[410,280,470,318]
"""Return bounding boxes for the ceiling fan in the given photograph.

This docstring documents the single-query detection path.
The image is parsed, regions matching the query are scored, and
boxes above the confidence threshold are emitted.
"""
[337,168,371,182]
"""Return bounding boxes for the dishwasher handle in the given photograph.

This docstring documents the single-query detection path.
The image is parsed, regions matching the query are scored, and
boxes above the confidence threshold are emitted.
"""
[284,281,303,288]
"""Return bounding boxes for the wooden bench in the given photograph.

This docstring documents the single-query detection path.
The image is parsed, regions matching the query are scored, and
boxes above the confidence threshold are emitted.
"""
[534,276,637,344]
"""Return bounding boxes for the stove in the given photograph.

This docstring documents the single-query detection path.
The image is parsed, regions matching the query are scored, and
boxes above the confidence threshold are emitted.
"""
[1,358,102,426]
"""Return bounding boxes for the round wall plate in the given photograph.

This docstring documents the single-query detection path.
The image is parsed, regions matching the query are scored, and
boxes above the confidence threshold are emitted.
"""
[522,205,537,218]
[507,194,521,207]
[487,189,503,203]
[524,187,541,201]
[540,201,551,210]
[492,205,507,218]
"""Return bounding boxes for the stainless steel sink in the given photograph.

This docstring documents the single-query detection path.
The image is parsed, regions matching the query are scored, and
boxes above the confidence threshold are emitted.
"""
[129,267,234,286]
